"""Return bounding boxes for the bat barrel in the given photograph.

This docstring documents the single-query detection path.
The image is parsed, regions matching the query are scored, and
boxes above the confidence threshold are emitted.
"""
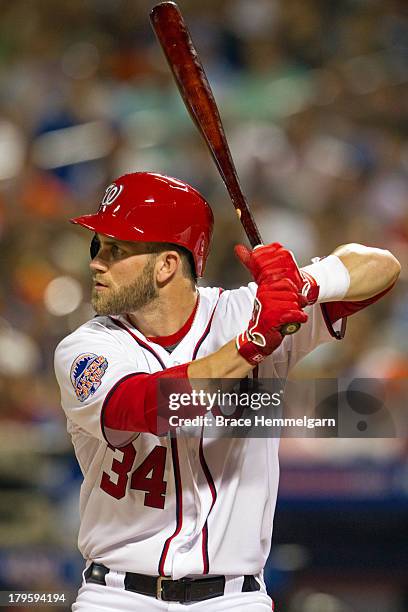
[151,1,300,336]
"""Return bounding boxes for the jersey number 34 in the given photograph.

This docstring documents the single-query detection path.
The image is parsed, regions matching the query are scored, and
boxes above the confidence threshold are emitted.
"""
[100,444,167,509]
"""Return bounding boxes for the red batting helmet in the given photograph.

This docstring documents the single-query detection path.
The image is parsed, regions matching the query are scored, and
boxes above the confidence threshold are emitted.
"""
[70,172,214,277]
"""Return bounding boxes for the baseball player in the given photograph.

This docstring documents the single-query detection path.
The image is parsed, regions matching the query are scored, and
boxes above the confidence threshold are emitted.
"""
[54,172,400,611]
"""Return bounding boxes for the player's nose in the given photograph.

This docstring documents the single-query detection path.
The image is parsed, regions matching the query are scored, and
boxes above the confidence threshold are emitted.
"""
[89,257,109,273]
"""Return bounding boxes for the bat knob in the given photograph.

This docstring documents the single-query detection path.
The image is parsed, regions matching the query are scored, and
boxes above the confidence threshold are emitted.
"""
[280,322,301,336]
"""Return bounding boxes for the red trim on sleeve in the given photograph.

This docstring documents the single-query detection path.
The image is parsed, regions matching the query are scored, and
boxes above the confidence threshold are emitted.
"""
[321,283,395,334]
[320,303,347,340]
[100,372,145,444]
[102,363,191,436]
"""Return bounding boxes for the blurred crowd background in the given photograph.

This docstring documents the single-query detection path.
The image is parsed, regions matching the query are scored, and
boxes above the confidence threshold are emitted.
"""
[0,0,407,610]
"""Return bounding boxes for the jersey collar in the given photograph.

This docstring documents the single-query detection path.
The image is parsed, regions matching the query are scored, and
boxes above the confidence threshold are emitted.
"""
[126,294,200,349]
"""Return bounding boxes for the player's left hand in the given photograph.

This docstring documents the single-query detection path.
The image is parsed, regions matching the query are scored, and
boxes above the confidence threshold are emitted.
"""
[235,242,319,306]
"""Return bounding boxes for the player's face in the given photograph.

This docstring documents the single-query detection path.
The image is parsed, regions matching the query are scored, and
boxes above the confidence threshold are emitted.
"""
[89,235,158,315]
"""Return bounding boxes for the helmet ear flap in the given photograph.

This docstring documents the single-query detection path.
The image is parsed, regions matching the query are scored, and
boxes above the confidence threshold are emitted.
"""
[90,234,100,259]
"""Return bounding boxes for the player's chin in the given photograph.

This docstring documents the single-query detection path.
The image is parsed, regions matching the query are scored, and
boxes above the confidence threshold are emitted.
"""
[91,290,112,316]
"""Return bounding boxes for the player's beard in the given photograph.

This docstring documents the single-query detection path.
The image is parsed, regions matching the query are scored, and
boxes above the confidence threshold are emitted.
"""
[91,256,158,316]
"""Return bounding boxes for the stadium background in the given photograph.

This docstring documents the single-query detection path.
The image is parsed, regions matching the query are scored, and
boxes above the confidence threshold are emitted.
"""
[0,0,407,610]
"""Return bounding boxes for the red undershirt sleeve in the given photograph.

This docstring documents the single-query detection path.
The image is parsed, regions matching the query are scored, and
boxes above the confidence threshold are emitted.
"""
[320,283,395,338]
[101,363,192,437]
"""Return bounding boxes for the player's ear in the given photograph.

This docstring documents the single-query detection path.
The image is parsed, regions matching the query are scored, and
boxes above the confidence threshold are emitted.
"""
[155,251,180,283]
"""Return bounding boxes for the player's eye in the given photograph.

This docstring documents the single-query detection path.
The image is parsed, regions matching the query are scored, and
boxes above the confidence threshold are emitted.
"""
[111,244,123,258]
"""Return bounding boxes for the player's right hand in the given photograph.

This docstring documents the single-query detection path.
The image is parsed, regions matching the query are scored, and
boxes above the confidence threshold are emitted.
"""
[235,242,319,306]
[236,279,308,366]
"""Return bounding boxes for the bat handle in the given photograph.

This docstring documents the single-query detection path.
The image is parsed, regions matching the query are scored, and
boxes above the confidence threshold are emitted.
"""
[253,245,302,337]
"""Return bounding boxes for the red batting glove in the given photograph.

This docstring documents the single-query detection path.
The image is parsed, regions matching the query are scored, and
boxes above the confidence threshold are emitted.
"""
[236,280,308,366]
[235,243,319,306]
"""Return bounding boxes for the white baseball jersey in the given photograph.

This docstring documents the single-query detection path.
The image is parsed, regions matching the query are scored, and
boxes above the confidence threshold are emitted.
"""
[54,283,335,580]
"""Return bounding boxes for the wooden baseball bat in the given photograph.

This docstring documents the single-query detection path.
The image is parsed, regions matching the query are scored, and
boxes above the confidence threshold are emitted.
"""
[150,1,300,336]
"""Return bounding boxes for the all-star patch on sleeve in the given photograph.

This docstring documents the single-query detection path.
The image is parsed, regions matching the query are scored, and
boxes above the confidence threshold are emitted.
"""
[70,353,109,402]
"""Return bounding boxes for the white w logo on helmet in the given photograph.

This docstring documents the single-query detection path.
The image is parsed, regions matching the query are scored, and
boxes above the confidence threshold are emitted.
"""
[99,183,124,212]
